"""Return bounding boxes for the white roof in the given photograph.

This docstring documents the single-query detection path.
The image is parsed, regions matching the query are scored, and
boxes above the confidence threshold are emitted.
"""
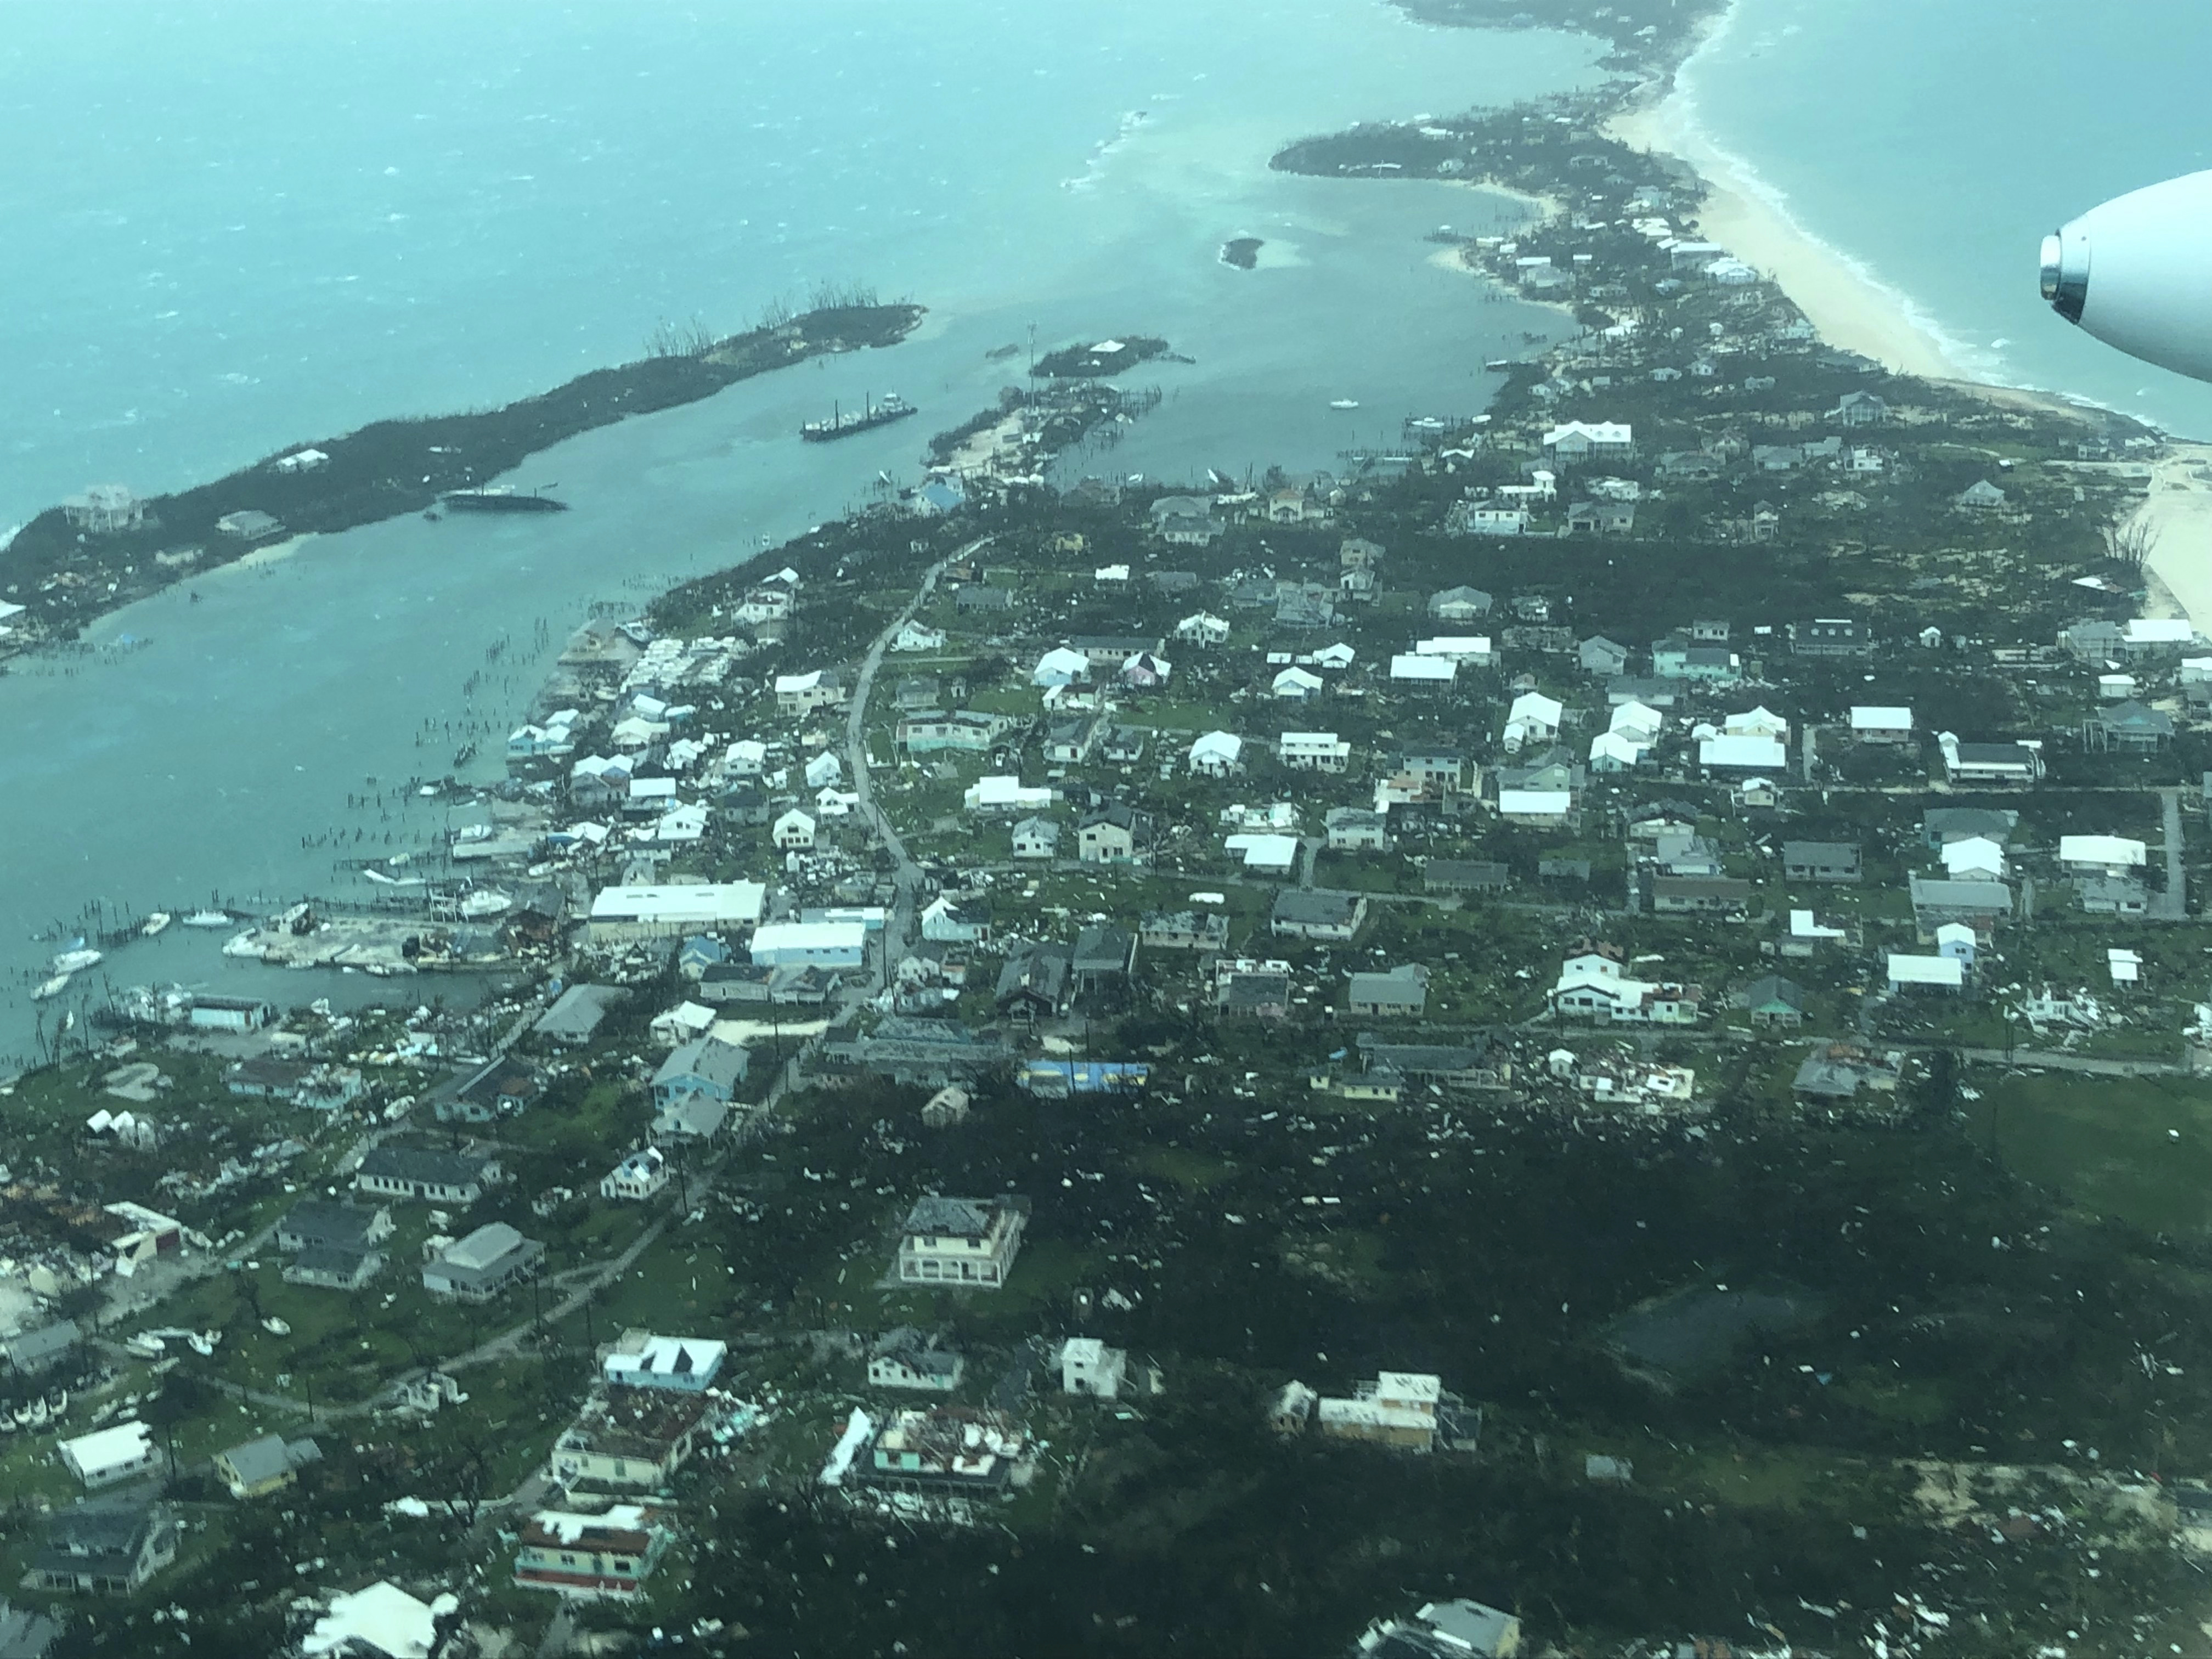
[2109,947,2143,983]
[1610,699,1662,737]
[773,670,823,694]
[1499,788,1572,815]
[590,883,765,925]
[1589,731,1646,764]
[1849,705,1913,732]
[1375,1370,1441,1402]
[1936,922,1977,945]
[1272,667,1324,696]
[532,1504,653,1545]
[1543,420,1632,445]
[1314,642,1356,667]
[1723,705,1788,737]
[1189,731,1243,764]
[303,1582,446,1659]
[1887,954,1963,987]
[966,779,1052,810]
[1789,909,1846,939]
[604,1333,728,1384]
[1415,635,1492,658]
[1033,647,1090,681]
[1508,691,1564,725]
[443,1222,528,1270]
[2125,617,2196,644]
[1699,735,1787,770]
[1225,833,1300,869]
[1390,653,1456,681]
[752,921,868,954]
[60,1421,153,1477]
[2059,834,2146,867]
[1941,837,2005,876]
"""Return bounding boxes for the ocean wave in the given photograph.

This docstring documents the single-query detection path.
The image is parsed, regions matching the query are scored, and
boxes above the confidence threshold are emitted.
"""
[1062,108,1150,193]
[1671,0,1996,382]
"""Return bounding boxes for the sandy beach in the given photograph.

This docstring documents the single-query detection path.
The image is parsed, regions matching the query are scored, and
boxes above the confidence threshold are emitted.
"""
[1604,25,1964,382]
[2132,443,2212,629]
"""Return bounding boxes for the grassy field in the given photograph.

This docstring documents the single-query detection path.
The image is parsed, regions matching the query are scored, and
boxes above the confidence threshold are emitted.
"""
[1977,1070,2212,1236]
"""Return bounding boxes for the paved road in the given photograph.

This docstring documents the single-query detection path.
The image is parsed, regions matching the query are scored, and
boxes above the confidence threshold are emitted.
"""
[2155,786,2187,920]
[844,537,988,972]
[1957,1046,2185,1078]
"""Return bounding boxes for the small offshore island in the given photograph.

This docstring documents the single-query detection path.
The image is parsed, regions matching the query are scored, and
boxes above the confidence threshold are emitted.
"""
[13,2,2212,1656]
[0,298,923,640]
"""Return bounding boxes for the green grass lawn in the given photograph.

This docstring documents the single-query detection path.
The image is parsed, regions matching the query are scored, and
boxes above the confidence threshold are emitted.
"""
[1977,1071,2212,1237]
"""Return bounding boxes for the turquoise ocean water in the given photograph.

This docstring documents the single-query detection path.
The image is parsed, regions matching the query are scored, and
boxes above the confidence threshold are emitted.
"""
[1677,0,2212,436]
[0,2,1601,1067]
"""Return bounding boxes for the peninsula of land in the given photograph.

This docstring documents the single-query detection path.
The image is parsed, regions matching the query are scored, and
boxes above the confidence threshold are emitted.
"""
[0,301,924,641]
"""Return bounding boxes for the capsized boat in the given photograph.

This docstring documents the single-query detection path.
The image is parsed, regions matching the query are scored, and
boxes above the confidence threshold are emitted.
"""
[182,910,233,928]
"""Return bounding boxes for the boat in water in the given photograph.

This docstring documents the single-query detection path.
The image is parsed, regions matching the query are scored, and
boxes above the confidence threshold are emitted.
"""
[142,912,172,936]
[801,393,916,442]
[51,948,101,975]
[182,910,233,928]
[1329,398,1359,410]
[441,487,568,514]
[31,974,70,1001]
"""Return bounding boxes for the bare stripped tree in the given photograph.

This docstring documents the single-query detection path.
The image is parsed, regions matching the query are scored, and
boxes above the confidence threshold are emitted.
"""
[2104,515,2161,569]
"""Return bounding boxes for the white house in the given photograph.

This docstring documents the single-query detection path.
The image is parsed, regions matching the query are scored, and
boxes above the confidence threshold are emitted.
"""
[1415,636,1494,665]
[1542,420,1634,461]
[1011,816,1060,860]
[1498,788,1572,826]
[1278,732,1352,772]
[1175,612,1231,646]
[1061,1337,1128,1401]
[920,894,991,945]
[1888,953,1963,994]
[774,670,845,716]
[1588,730,1647,772]
[1272,667,1325,699]
[1226,833,1300,874]
[750,921,867,969]
[1849,706,1914,744]
[1188,731,1244,777]
[1391,653,1457,686]
[1722,706,1791,742]
[804,751,843,790]
[1031,647,1090,687]
[1699,734,1787,771]
[1610,700,1663,743]
[1502,692,1563,754]
[60,1422,160,1488]
[1465,507,1530,537]
[895,1195,1028,1291]
[1937,922,1977,964]
[2059,834,2148,878]
[964,775,1053,812]
[890,621,946,653]
[600,1148,671,1202]
[772,808,816,850]
[1941,836,2007,880]
[1549,944,1700,1025]
[1313,641,1356,670]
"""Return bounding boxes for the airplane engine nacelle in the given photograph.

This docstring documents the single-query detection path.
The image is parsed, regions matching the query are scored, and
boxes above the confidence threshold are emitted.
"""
[2044,170,2212,385]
